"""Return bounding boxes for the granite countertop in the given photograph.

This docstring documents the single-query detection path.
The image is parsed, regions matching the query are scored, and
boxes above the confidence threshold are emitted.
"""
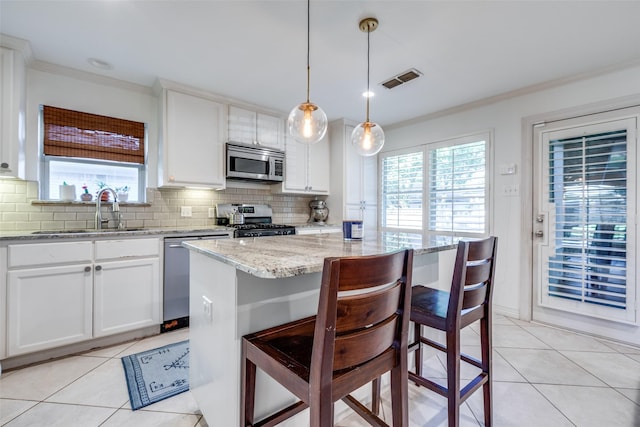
[183,232,459,279]
[0,226,232,241]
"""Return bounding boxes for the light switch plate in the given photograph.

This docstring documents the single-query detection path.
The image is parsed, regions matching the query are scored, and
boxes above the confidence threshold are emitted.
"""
[208,207,215,218]
[180,206,192,217]
[202,296,213,323]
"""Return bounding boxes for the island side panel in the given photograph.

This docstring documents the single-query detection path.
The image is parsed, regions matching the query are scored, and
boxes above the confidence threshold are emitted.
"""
[189,251,324,426]
[236,270,322,423]
[189,251,239,427]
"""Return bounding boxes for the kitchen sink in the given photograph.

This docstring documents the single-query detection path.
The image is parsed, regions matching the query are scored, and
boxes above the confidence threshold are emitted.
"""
[32,228,145,234]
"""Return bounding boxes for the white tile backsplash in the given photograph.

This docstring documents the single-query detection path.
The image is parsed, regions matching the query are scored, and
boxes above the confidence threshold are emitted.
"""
[0,180,317,232]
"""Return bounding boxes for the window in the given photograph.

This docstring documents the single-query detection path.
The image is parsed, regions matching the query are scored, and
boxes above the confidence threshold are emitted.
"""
[381,132,490,237]
[41,105,146,201]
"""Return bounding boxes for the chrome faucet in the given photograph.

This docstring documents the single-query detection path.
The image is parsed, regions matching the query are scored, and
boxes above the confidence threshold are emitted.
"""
[95,187,121,230]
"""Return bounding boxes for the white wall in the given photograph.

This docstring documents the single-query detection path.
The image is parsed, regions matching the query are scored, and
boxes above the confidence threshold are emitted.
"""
[24,65,158,187]
[384,63,640,318]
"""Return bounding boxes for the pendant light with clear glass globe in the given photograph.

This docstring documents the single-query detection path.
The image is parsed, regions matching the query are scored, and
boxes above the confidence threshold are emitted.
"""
[351,17,384,157]
[288,0,328,145]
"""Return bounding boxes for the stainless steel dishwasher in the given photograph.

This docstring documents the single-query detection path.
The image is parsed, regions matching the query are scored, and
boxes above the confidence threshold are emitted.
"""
[162,232,230,332]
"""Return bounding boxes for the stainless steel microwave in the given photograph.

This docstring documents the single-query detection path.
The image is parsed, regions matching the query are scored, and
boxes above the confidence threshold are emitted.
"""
[226,142,284,183]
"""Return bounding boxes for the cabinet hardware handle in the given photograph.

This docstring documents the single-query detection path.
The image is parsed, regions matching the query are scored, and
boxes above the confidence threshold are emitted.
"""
[168,244,183,248]
[84,266,91,272]
[95,265,102,271]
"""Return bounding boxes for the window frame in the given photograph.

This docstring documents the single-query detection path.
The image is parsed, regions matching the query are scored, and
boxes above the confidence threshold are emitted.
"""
[39,105,148,201]
[380,130,493,238]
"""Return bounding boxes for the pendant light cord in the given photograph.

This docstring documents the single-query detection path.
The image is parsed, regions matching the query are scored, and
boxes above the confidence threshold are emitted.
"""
[306,0,311,103]
[365,26,371,123]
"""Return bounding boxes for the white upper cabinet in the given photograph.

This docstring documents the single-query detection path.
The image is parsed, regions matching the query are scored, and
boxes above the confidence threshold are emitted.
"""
[328,119,378,234]
[0,40,28,179]
[158,86,226,188]
[273,132,330,195]
[228,106,284,150]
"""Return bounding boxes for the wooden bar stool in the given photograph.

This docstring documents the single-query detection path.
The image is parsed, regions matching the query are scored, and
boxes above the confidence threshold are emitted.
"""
[241,249,413,427]
[409,237,497,427]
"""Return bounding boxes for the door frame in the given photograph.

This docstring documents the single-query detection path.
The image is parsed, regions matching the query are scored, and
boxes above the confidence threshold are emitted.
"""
[520,94,640,321]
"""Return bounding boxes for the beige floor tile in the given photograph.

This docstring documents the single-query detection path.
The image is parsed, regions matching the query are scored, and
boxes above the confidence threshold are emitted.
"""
[616,388,640,405]
[46,358,129,408]
[100,408,200,427]
[492,325,550,349]
[467,382,574,427]
[497,348,606,386]
[521,325,617,352]
[404,384,481,426]
[560,350,640,389]
[81,340,138,358]
[629,353,640,363]
[493,314,518,325]
[116,329,189,358]
[0,398,38,425]
[136,389,200,414]
[535,384,640,427]
[0,356,107,401]
[3,401,115,427]
[598,339,640,354]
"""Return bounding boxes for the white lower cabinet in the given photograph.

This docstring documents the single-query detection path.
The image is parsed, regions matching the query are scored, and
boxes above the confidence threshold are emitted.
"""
[94,258,160,337]
[6,238,161,357]
[8,264,93,355]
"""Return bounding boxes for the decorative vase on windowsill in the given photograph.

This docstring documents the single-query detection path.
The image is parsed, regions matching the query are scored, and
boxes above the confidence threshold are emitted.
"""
[81,184,93,201]
[116,186,129,202]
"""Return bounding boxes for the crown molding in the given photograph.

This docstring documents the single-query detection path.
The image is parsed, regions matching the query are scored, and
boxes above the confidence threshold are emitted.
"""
[30,60,154,96]
[387,57,640,131]
[0,33,33,64]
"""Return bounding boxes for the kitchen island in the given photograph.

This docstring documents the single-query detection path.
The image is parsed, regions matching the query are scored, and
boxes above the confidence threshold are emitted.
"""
[184,232,458,426]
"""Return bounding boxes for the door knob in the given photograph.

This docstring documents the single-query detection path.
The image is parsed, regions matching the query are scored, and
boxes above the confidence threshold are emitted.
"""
[534,230,544,237]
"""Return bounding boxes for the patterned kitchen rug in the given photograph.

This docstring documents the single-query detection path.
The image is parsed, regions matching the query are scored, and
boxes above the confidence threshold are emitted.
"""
[121,339,189,410]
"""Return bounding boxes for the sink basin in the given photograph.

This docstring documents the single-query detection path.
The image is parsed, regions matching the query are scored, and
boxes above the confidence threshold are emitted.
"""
[32,228,145,234]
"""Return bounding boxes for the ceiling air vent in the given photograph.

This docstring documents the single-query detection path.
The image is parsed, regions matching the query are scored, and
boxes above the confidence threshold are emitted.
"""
[380,68,422,89]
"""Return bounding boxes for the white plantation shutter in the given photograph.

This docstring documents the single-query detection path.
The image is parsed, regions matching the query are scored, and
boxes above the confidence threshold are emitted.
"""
[381,151,423,230]
[547,130,629,310]
[428,140,487,235]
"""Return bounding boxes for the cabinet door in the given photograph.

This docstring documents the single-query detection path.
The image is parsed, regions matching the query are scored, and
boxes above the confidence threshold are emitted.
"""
[362,154,378,204]
[165,90,226,187]
[257,113,284,150]
[93,258,160,337]
[344,203,363,222]
[7,264,93,356]
[343,124,363,205]
[0,46,25,179]
[282,136,308,192]
[307,136,330,194]
[362,202,378,236]
[228,106,256,144]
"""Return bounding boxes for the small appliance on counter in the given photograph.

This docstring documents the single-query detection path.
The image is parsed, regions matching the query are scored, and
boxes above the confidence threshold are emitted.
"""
[308,199,329,224]
[216,203,296,237]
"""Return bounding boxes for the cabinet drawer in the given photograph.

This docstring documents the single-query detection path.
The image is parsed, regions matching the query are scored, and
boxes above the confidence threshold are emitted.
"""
[95,238,159,261]
[8,241,93,268]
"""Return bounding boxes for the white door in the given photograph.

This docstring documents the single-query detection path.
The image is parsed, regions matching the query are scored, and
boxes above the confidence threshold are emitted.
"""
[533,112,638,342]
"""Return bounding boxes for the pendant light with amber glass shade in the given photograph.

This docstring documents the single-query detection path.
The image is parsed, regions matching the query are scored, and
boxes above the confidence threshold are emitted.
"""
[351,17,384,156]
[288,0,328,144]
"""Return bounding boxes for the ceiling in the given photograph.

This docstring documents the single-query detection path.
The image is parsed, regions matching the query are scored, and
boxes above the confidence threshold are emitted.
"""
[2,1,640,127]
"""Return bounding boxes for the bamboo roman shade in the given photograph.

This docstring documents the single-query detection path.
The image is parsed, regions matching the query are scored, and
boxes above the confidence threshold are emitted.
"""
[43,105,145,164]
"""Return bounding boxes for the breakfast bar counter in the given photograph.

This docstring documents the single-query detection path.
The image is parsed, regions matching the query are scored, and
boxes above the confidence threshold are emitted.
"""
[183,232,457,426]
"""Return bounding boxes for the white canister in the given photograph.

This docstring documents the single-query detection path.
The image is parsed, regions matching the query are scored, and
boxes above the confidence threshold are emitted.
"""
[59,185,76,201]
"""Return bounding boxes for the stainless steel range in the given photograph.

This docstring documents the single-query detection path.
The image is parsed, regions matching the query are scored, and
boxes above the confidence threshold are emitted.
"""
[215,203,296,237]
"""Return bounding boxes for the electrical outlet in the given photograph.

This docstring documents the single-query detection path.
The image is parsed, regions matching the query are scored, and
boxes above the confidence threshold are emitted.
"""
[180,206,192,217]
[503,184,520,197]
[202,296,213,323]
[208,207,216,218]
